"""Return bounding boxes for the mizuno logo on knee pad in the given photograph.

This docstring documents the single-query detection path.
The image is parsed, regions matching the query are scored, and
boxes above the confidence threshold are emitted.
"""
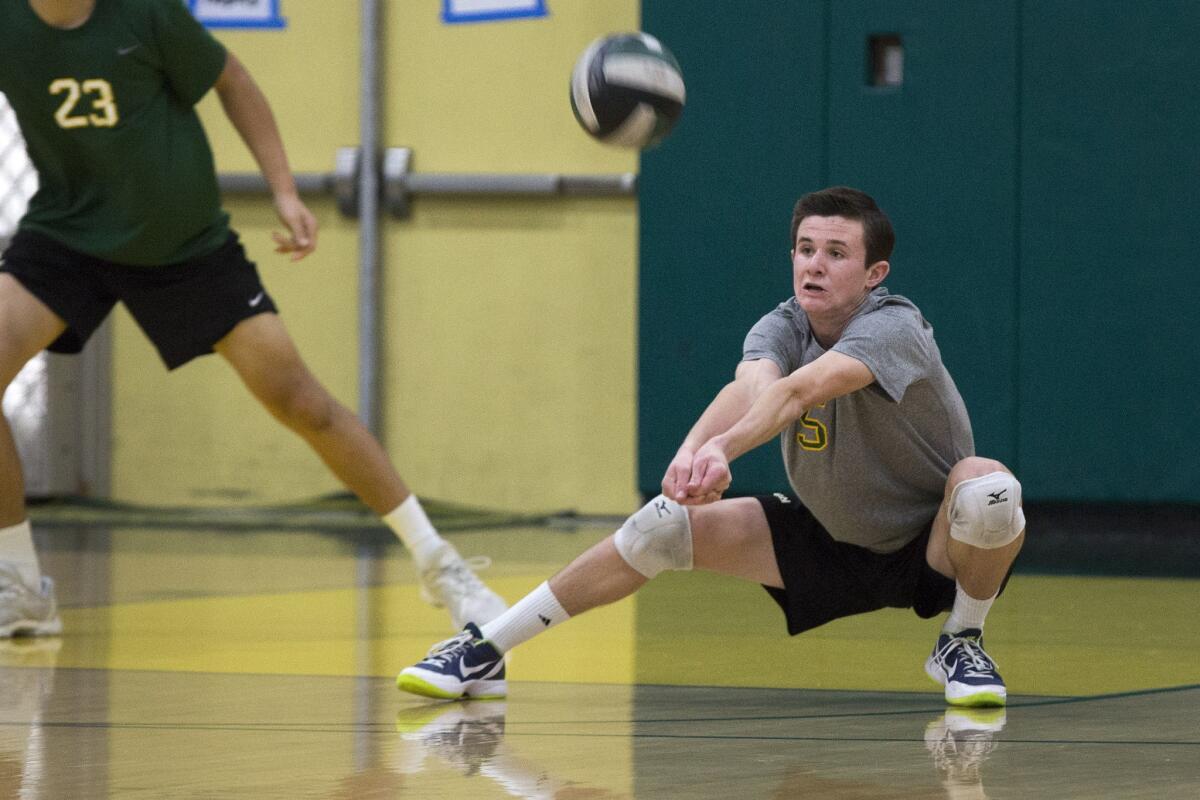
[949,472,1024,550]
[613,495,694,578]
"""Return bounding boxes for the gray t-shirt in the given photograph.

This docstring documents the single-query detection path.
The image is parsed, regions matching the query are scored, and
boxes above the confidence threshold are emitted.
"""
[742,287,974,553]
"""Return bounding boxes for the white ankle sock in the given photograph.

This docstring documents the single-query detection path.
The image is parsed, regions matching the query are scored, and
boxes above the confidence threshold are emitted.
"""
[943,582,995,634]
[383,496,444,568]
[0,520,41,586]
[480,581,569,654]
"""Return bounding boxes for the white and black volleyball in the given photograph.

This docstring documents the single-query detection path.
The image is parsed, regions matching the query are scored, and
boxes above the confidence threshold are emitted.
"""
[570,32,686,149]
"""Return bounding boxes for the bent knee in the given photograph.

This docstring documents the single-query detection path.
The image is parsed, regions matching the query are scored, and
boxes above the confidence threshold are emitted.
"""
[947,465,1025,550]
[263,379,336,433]
[613,495,693,578]
[946,457,1011,488]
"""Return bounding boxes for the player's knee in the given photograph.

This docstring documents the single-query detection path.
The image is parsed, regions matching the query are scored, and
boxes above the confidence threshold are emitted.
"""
[0,342,41,388]
[613,495,693,578]
[948,469,1025,550]
[268,379,335,433]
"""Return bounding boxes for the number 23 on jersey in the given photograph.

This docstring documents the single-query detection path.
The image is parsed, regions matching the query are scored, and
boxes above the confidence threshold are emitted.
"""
[50,78,119,128]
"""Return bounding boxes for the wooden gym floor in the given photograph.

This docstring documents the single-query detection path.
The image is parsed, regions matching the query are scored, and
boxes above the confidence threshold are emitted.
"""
[3,517,1199,798]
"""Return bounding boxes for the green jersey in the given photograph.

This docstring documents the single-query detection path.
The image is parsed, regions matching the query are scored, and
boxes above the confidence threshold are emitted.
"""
[0,0,230,265]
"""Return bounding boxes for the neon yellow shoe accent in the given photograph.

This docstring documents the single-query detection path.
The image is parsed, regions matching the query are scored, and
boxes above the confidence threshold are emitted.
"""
[397,672,462,700]
[947,691,1006,708]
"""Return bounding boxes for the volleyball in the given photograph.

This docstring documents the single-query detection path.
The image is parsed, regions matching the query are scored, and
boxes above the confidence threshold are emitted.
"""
[569,32,686,149]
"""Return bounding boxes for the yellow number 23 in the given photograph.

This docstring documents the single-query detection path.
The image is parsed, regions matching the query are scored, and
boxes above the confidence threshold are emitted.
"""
[50,78,119,129]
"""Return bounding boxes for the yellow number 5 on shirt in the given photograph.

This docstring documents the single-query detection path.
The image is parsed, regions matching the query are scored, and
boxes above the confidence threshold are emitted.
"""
[796,406,828,451]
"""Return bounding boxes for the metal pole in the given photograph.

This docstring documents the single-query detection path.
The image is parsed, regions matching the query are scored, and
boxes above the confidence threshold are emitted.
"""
[357,0,381,436]
[354,0,382,773]
[217,172,332,195]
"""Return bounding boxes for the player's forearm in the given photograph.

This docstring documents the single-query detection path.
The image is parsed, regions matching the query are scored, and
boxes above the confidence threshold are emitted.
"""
[216,57,298,200]
[679,380,756,453]
[707,379,806,463]
[708,352,875,462]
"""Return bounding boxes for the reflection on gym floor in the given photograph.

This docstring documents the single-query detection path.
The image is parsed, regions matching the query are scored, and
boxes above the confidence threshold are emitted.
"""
[3,521,1199,798]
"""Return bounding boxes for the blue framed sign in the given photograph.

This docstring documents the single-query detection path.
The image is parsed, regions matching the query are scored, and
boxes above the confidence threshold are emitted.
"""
[443,0,547,25]
[188,0,287,30]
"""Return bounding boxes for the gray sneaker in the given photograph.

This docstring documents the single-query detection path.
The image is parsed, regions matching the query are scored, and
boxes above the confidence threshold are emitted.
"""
[418,543,508,630]
[0,562,62,638]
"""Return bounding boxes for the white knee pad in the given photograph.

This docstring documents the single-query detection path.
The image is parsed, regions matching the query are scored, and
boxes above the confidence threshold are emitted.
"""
[948,471,1025,549]
[613,495,693,578]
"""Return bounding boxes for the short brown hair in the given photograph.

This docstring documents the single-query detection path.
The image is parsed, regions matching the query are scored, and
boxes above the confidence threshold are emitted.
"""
[791,186,895,267]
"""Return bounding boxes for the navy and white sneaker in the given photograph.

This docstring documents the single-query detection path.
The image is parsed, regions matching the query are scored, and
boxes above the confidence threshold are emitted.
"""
[925,628,1007,707]
[397,622,506,700]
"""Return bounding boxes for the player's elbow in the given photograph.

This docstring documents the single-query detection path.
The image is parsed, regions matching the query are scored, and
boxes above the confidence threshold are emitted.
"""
[783,391,812,424]
[214,52,251,97]
[772,380,814,424]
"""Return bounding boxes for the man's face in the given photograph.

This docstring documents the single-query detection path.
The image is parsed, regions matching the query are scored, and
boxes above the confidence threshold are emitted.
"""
[791,215,883,320]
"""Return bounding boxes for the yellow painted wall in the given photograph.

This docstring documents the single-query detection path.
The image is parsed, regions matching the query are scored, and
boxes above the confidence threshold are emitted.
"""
[111,1,640,514]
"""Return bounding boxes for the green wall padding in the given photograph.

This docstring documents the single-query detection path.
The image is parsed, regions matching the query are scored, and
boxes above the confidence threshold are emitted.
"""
[1019,1,1200,501]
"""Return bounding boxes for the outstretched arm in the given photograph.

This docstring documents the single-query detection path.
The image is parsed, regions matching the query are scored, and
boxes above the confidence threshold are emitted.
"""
[662,358,782,503]
[684,350,875,501]
[214,52,317,261]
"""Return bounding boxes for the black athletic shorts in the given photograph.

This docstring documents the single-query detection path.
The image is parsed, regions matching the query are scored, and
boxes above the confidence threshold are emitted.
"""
[1,229,277,370]
[757,492,960,635]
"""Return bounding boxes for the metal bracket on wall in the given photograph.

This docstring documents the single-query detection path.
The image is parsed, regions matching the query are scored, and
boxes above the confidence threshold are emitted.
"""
[217,146,636,220]
[382,147,637,219]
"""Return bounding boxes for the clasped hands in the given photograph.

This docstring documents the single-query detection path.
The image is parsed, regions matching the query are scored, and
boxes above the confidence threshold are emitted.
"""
[661,441,733,506]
